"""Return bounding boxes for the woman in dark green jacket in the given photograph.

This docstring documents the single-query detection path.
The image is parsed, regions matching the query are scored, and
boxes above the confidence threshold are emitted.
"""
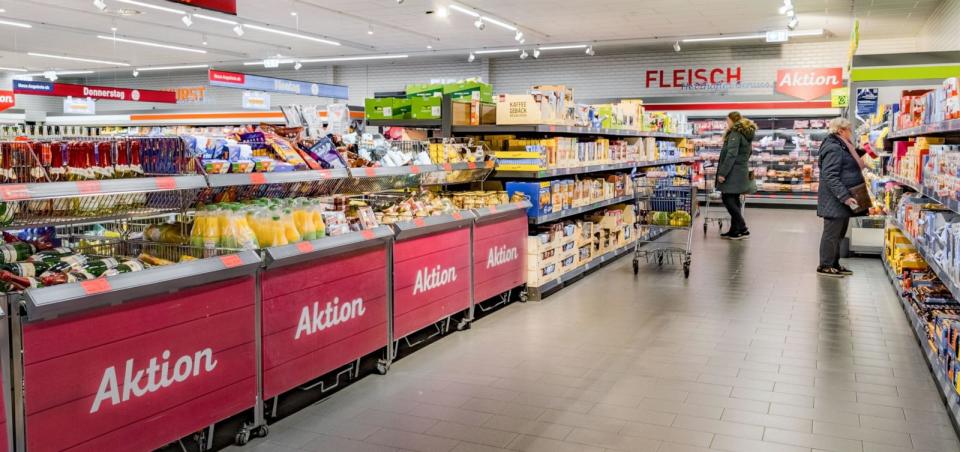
[717,111,757,240]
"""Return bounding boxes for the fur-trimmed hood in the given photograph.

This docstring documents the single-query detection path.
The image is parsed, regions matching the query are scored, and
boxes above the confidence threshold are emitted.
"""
[725,118,757,141]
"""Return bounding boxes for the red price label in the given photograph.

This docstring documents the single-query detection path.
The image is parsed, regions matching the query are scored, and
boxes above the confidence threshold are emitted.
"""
[361,229,376,240]
[0,184,29,201]
[318,169,332,179]
[364,167,377,177]
[549,125,556,132]
[409,165,420,174]
[154,177,177,190]
[80,278,112,295]
[515,202,525,208]
[414,218,426,227]
[249,173,267,185]
[443,163,453,171]
[76,180,101,194]
[451,212,462,220]
[467,162,477,169]
[297,242,314,253]
[485,160,495,168]
[220,254,243,268]
[489,205,498,213]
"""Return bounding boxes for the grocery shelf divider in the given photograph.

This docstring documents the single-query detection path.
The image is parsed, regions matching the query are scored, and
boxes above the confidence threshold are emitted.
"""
[0,175,207,201]
[887,118,960,139]
[491,157,697,179]
[529,195,634,225]
[205,169,350,188]
[452,124,690,139]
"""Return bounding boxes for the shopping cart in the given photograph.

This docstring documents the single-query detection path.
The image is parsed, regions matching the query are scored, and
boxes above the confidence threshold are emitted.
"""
[632,174,697,278]
[702,189,747,236]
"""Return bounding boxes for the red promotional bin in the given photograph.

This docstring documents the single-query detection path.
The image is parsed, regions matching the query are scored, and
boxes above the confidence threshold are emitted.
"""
[13,252,261,452]
[471,201,531,306]
[260,226,394,400]
[392,212,476,340]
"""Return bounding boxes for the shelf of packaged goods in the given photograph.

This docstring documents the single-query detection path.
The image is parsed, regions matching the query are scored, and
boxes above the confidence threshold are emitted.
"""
[888,118,960,139]
[0,175,207,202]
[890,174,922,192]
[451,124,690,139]
[881,257,960,433]
[747,193,818,206]
[888,216,960,300]
[921,187,960,215]
[492,157,698,179]
[366,119,442,128]
[205,169,350,188]
[757,178,817,184]
[528,227,666,301]
[529,195,634,225]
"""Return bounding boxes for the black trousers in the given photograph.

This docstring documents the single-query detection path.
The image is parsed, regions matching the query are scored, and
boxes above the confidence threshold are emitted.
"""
[819,217,849,268]
[721,193,747,233]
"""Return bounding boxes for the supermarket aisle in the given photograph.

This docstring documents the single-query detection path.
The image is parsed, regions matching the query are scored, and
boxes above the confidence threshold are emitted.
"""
[244,209,960,452]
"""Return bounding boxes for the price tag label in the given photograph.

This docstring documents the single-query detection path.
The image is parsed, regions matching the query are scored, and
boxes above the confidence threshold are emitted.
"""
[443,163,453,171]
[451,212,462,220]
[414,218,426,227]
[489,205,497,213]
[485,160,495,168]
[409,165,420,174]
[361,229,376,240]
[364,167,377,177]
[549,126,556,132]
[220,254,243,268]
[297,242,314,253]
[249,173,267,185]
[154,177,177,190]
[81,278,112,295]
[0,184,29,201]
[467,162,477,169]
[77,180,101,194]
[318,169,332,179]
[516,202,525,208]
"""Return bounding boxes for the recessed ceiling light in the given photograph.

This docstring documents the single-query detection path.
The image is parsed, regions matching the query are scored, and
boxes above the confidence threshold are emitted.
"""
[114,0,184,14]
[97,35,207,54]
[28,52,129,66]
[242,24,340,46]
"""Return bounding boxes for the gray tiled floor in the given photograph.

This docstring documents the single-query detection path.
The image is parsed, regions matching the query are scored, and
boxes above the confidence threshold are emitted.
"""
[240,209,960,452]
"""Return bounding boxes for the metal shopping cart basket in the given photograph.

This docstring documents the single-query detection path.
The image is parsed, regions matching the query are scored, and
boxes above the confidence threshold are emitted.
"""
[700,161,747,236]
[632,174,697,278]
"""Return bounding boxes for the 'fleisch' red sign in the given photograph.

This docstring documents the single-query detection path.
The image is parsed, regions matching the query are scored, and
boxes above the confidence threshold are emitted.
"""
[167,0,237,14]
[775,67,843,101]
[646,67,742,88]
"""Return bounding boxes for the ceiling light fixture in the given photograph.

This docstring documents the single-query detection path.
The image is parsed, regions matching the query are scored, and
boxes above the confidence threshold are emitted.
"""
[585,45,595,56]
[28,52,130,66]
[435,6,448,18]
[532,48,540,58]
[449,4,479,17]
[242,23,340,45]
[537,44,587,50]
[788,28,824,37]
[193,13,238,25]
[426,44,433,49]
[450,4,517,31]
[93,0,107,11]
[136,64,209,71]
[367,24,374,35]
[673,41,681,52]
[232,24,244,36]
[242,58,295,66]
[132,70,139,77]
[21,70,95,77]
[0,19,32,28]
[473,17,485,30]
[0,67,27,72]
[181,14,193,27]
[43,71,57,82]
[778,0,793,14]
[474,48,519,54]
[299,54,409,63]
[467,52,475,62]
[202,33,208,46]
[787,17,799,30]
[520,49,528,60]
[115,0,185,14]
[97,35,207,53]
[294,61,303,70]
[681,33,764,43]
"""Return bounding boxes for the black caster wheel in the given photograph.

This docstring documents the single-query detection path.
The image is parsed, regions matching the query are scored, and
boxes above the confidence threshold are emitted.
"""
[703,222,708,235]
[376,360,390,375]
[456,320,471,331]
[253,425,269,438]
[683,262,691,278]
[632,259,639,274]
[658,255,664,267]
[235,429,251,446]
[717,221,723,235]
[519,292,529,303]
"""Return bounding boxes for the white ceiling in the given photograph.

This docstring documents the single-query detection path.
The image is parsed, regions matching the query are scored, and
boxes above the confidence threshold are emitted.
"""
[0,0,945,74]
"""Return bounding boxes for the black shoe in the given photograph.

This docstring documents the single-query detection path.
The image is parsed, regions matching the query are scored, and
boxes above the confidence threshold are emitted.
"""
[721,231,734,239]
[729,231,750,240]
[817,266,845,277]
[835,266,853,275]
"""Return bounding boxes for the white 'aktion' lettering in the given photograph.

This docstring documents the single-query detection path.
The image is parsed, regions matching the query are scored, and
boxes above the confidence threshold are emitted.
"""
[413,266,457,295]
[294,297,367,339]
[486,245,518,269]
[90,348,218,413]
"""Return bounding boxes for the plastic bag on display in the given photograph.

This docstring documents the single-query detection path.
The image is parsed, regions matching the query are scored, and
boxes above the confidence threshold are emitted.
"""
[327,103,350,135]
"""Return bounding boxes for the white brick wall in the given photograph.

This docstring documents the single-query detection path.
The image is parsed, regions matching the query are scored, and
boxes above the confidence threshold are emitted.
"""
[918,0,960,51]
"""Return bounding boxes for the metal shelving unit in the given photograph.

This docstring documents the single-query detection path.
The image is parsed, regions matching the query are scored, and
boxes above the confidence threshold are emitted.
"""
[452,124,690,139]
[888,118,960,139]
[528,195,634,225]
[491,157,697,179]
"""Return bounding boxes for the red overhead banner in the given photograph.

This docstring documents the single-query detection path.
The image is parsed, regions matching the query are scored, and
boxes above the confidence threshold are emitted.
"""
[12,80,177,104]
[168,0,237,14]
[775,67,843,101]
[0,91,13,113]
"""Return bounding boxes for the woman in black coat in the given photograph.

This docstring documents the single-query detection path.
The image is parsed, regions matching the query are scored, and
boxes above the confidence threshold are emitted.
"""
[716,111,757,240]
[816,117,866,277]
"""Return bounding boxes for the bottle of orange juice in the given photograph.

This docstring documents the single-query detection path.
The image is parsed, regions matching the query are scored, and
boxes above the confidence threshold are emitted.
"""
[310,199,327,238]
[293,199,317,241]
[282,208,302,243]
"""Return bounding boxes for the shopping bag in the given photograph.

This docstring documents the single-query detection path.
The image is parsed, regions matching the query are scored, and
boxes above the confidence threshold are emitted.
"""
[848,183,872,215]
